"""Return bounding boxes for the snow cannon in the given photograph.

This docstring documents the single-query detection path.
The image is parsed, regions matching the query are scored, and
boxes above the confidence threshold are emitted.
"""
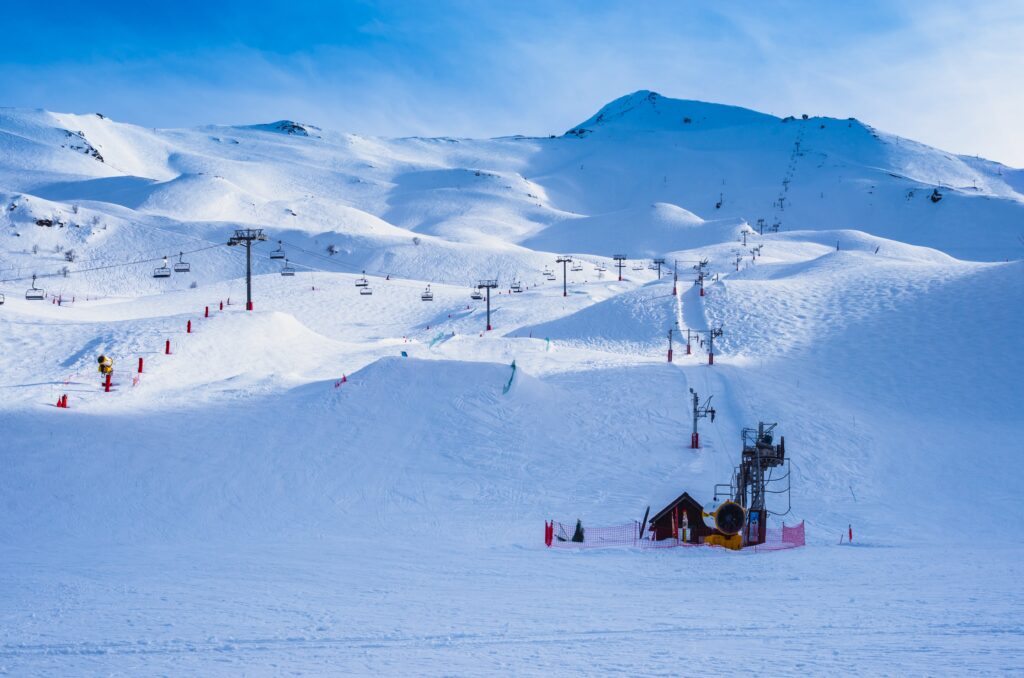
[707,501,745,536]
[97,355,113,375]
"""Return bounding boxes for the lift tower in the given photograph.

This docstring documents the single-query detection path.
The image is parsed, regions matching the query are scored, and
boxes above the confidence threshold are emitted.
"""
[613,254,627,281]
[556,256,572,297]
[477,279,499,331]
[227,228,267,311]
[688,388,715,449]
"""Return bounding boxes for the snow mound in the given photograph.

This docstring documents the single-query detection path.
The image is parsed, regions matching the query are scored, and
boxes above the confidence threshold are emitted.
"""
[523,202,744,256]
[511,280,675,352]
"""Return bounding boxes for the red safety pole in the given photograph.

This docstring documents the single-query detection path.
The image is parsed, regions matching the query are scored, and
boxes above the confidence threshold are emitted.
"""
[104,373,112,393]
[247,301,253,311]
[165,339,171,355]
[848,524,853,543]
[187,320,192,333]
[219,301,224,311]
[138,357,144,373]
[205,306,209,318]
[667,348,673,363]
[691,432,699,449]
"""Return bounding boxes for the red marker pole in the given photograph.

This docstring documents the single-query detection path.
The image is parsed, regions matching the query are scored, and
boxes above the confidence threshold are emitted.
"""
[205,306,209,318]
[165,339,171,355]
[138,357,144,373]
[187,320,192,333]
[849,524,853,543]
[220,301,224,311]
[104,373,112,393]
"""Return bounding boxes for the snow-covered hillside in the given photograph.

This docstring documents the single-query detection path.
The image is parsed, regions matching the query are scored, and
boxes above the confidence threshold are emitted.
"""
[0,93,1021,675]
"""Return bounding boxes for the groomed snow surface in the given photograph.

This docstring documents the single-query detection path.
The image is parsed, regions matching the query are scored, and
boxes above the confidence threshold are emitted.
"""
[1,93,1022,675]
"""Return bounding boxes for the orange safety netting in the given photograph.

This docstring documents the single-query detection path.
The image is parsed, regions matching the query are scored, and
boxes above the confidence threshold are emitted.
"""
[545,519,805,551]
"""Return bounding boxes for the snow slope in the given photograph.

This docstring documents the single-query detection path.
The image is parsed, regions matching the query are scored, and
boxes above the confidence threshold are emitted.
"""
[0,93,1021,675]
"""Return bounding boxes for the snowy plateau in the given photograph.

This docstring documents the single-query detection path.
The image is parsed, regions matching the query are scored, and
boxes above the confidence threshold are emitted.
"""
[0,90,1022,675]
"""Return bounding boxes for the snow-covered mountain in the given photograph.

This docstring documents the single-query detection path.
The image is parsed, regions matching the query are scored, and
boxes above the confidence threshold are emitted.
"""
[1,90,1020,300]
[1,92,1021,675]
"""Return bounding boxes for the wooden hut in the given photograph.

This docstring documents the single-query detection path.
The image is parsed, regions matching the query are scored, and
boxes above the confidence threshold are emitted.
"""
[649,492,721,543]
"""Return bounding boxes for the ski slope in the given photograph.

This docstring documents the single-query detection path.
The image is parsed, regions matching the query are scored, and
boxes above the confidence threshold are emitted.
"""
[0,92,1022,675]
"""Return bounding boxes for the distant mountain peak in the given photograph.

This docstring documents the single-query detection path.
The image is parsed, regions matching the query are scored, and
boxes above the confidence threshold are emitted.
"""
[247,120,321,137]
[566,90,776,137]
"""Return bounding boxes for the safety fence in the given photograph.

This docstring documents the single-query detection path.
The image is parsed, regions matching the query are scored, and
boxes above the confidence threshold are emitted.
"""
[545,519,805,552]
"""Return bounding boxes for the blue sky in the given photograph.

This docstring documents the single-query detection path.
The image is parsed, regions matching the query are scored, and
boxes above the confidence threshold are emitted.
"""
[2,0,1022,165]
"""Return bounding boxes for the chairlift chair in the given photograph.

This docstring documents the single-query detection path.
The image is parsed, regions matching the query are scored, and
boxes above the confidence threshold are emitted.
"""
[173,251,191,273]
[470,288,483,300]
[632,260,643,271]
[421,285,434,302]
[510,281,522,293]
[355,271,369,287]
[270,241,286,260]
[571,261,583,272]
[280,259,296,276]
[25,274,45,300]
[152,257,172,279]
[0,292,5,305]
[360,285,373,296]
